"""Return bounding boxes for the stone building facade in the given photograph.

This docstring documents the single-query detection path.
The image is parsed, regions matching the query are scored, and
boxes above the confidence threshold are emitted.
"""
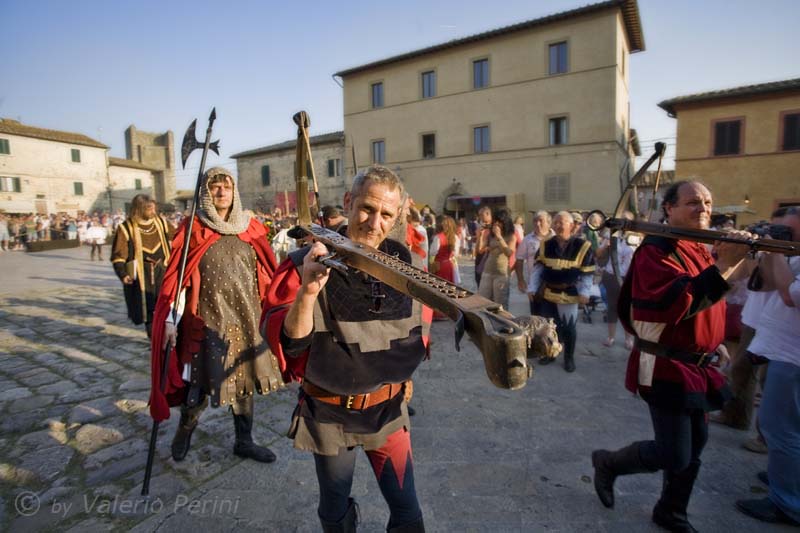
[659,78,800,226]
[107,157,158,211]
[0,118,110,215]
[232,132,346,212]
[124,125,175,206]
[334,0,644,223]
[0,118,168,216]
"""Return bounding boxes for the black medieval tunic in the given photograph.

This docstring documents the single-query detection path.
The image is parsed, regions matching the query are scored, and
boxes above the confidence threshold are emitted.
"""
[111,217,171,325]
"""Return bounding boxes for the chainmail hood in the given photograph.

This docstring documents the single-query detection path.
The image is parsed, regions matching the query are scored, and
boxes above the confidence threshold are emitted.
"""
[197,167,251,235]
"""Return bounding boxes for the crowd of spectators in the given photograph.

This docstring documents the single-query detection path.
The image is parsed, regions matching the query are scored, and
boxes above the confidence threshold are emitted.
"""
[0,210,188,255]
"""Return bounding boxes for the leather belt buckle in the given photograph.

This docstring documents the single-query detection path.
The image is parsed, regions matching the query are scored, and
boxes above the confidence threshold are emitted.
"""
[345,395,355,409]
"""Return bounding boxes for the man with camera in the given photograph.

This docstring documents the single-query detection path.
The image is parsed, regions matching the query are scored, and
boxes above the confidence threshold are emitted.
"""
[736,206,800,526]
[711,209,792,437]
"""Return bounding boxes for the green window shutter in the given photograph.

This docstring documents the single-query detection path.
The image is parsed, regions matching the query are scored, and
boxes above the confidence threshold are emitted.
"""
[261,165,270,186]
[135,179,142,190]
[13,177,21,192]
[328,159,334,177]
[71,148,81,162]
[0,139,9,154]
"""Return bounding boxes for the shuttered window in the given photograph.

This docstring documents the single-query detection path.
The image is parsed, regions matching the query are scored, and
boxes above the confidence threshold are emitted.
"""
[422,134,436,159]
[327,159,342,177]
[549,117,568,145]
[422,71,436,98]
[0,176,21,192]
[371,82,384,108]
[473,126,490,153]
[549,42,568,75]
[713,120,742,155]
[372,141,385,164]
[473,59,489,89]
[782,113,800,151]
[545,175,570,203]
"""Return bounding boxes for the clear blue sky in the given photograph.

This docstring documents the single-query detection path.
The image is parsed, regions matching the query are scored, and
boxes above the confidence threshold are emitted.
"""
[2,0,797,189]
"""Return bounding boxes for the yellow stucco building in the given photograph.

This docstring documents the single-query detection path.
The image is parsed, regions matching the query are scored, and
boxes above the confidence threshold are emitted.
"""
[659,78,800,226]
[335,0,645,220]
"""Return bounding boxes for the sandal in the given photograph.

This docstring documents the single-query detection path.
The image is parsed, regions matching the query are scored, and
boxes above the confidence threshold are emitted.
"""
[602,338,615,347]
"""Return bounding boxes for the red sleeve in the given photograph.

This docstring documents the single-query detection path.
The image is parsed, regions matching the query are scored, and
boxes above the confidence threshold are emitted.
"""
[630,245,695,325]
[260,258,307,383]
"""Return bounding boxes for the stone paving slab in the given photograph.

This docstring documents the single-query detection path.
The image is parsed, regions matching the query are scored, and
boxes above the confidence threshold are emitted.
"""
[1,250,795,532]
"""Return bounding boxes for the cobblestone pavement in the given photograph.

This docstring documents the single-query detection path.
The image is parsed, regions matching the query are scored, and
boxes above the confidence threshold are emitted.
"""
[0,248,793,532]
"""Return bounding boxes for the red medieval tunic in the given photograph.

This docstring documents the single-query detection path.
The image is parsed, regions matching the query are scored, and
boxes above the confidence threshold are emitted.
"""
[620,236,732,411]
[261,238,433,455]
[148,217,277,422]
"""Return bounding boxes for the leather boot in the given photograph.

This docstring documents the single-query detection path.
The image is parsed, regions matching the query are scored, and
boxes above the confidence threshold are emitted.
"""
[232,412,276,463]
[320,498,358,533]
[562,317,577,373]
[651,461,700,532]
[171,397,207,462]
[563,350,575,373]
[388,516,425,532]
[592,441,655,508]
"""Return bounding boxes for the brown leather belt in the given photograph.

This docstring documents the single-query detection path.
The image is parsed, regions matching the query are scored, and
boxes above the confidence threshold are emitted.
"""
[302,381,403,410]
[634,338,717,368]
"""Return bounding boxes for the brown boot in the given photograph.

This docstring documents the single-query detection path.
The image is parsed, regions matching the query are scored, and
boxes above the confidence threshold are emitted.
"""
[592,441,655,508]
[171,397,207,461]
[651,462,700,532]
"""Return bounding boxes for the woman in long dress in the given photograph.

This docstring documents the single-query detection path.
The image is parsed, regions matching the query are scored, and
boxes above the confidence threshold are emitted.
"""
[429,215,461,285]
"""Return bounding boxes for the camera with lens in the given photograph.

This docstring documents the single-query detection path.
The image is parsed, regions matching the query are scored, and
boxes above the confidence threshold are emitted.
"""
[746,221,794,242]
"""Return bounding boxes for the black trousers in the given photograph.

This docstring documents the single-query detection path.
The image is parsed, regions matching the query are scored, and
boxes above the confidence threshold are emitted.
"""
[314,428,421,528]
[640,404,708,472]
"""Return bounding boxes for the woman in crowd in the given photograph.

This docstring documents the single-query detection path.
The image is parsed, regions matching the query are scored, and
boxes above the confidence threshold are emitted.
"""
[595,214,637,349]
[429,215,461,285]
[477,208,517,308]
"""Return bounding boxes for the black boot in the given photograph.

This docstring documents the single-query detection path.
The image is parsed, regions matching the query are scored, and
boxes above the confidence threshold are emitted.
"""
[388,516,425,532]
[232,412,276,463]
[562,316,577,373]
[651,461,700,532]
[592,441,654,508]
[320,498,358,533]
[171,398,207,462]
[564,351,575,373]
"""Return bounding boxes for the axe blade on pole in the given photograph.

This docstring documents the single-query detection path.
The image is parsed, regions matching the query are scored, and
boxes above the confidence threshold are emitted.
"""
[181,119,199,169]
[181,111,220,169]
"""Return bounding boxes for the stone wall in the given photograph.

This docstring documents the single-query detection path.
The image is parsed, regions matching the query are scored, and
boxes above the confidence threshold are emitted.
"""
[0,133,110,215]
[236,140,348,212]
[107,164,154,212]
[124,126,175,204]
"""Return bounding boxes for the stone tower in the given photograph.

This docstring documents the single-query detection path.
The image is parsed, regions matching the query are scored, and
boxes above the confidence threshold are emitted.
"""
[124,125,176,205]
